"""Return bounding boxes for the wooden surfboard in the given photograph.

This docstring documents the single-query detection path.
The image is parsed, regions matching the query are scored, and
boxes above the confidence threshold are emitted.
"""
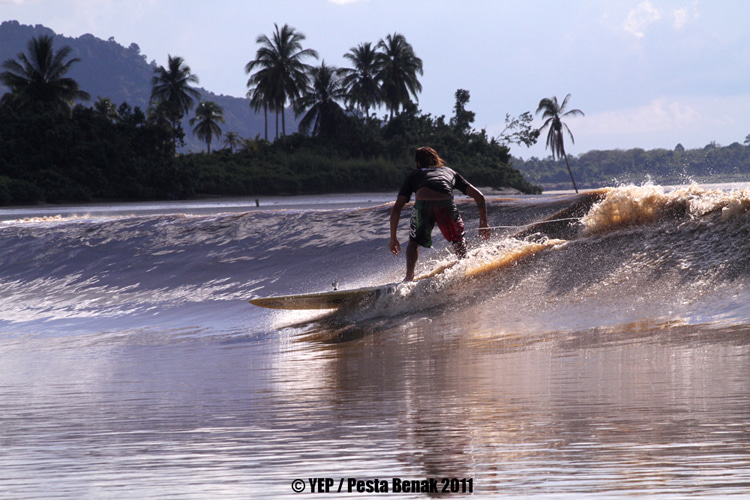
[248,283,399,310]
[248,240,564,311]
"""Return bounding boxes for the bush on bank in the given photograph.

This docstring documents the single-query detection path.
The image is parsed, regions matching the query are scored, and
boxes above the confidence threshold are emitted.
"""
[0,103,541,206]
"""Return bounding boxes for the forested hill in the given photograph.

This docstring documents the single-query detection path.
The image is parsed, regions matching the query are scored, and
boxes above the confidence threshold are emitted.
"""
[0,20,266,151]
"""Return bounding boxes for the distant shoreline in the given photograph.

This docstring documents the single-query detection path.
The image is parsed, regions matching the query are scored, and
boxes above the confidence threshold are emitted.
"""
[5,180,750,223]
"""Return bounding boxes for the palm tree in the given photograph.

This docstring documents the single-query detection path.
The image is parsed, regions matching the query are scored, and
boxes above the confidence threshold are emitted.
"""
[239,135,262,153]
[245,23,318,138]
[536,94,584,193]
[375,33,423,119]
[94,96,119,122]
[223,131,241,153]
[341,42,381,116]
[246,71,276,140]
[189,101,224,153]
[295,62,347,137]
[150,55,200,148]
[0,35,90,114]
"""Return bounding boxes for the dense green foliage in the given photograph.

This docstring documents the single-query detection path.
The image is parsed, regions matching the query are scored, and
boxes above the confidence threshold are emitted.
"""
[0,96,539,205]
[0,27,539,205]
[0,104,188,205]
[183,104,540,197]
[514,142,750,190]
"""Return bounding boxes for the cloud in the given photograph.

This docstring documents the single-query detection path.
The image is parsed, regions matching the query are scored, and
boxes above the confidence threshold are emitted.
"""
[673,8,688,28]
[623,1,662,38]
[578,99,705,136]
[673,1,700,29]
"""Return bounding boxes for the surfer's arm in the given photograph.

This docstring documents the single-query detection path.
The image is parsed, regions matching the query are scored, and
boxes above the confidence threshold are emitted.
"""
[466,185,491,240]
[389,196,408,255]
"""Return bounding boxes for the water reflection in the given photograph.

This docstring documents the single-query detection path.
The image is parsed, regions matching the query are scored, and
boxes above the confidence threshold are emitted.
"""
[1,320,750,498]
[281,312,750,497]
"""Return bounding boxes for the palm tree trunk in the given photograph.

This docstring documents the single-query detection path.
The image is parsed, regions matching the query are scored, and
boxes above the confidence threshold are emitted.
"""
[563,153,578,193]
[171,118,178,151]
[263,104,268,141]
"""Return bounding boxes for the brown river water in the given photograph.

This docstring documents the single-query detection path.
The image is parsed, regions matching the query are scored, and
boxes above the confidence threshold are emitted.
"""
[1,185,750,498]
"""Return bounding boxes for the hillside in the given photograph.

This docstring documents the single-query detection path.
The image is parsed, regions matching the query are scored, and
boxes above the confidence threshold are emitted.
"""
[0,20,269,151]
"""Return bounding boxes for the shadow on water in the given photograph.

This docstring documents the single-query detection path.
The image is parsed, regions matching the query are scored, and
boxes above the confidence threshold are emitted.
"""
[285,308,433,345]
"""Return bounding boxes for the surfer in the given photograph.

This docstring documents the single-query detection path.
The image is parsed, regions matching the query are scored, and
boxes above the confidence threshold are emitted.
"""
[389,146,491,281]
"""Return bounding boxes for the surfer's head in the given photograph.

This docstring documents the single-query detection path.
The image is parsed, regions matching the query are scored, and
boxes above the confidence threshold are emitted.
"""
[415,147,446,169]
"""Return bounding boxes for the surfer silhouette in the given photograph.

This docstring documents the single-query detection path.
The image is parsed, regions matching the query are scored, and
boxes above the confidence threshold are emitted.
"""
[389,147,490,281]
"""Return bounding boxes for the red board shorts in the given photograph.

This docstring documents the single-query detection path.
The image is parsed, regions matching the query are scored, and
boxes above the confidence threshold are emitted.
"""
[409,199,465,248]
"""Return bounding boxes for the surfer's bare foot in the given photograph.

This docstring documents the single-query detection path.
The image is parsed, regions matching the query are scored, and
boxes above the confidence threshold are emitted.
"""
[453,239,468,258]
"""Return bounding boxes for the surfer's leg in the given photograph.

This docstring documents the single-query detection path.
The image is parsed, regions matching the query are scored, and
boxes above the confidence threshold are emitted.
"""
[410,201,433,248]
[406,201,435,280]
[434,201,466,257]
[405,239,419,281]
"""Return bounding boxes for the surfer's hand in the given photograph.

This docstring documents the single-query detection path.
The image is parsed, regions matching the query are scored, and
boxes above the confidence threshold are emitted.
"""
[390,238,401,255]
[479,224,491,241]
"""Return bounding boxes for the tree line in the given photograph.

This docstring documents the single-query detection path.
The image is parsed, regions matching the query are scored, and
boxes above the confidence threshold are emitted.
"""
[153,24,433,151]
[0,28,542,205]
[9,21,742,203]
[514,140,750,190]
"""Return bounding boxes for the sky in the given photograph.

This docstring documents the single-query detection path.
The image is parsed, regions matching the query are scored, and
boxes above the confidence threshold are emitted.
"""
[2,0,749,159]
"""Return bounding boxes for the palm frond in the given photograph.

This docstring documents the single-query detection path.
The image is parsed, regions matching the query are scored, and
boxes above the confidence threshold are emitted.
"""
[0,34,88,113]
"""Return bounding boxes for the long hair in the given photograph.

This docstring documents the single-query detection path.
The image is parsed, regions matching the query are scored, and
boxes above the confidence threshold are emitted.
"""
[415,146,446,168]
